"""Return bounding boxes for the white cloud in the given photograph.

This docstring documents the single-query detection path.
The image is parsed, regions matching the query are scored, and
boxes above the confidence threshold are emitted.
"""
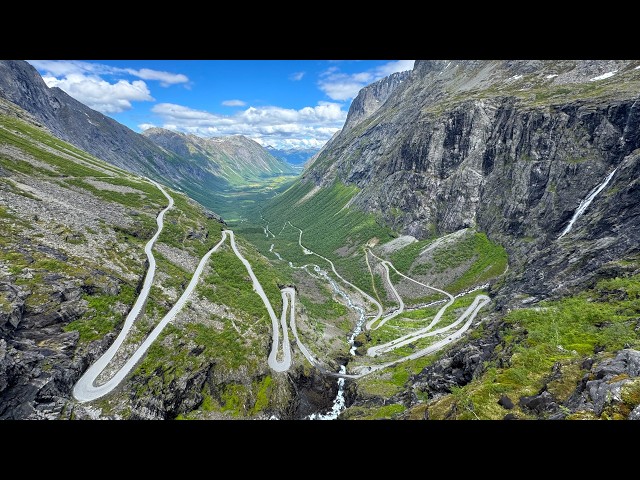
[28,60,95,76]
[289,71,305,81]
[318,75,368,101]
[319,60,415,101]
[27,60,190,114]
[125,68,189,86]
[28,60,190,87]
[222,99,247,107]
[373,60,415,77]
[150,102,346,150]
[139,123,157,131]
[42,73,153,114]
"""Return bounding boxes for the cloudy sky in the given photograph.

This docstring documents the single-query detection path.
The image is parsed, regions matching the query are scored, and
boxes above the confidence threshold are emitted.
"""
[26,60,414,150]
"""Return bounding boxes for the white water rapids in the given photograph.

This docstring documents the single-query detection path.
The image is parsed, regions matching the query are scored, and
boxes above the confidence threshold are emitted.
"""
[307,265,367,420]
[268,223,490,420]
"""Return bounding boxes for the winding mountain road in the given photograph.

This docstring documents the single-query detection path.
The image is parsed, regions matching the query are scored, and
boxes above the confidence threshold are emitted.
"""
[73,179,176,402]
[268,221,491,379]
[73,181,491,403]
[224,229,291,372]
[73,185,292,402]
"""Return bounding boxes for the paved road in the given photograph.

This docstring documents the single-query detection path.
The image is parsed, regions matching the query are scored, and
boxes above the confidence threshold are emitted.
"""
[73,217,296,401]
[74,185,493,402]
[224,229,292,372]
[269,222,491,379]
[73,179,175,402]
[73,228,227,402]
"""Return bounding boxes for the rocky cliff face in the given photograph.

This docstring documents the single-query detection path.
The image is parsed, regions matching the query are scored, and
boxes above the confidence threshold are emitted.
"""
[302,60,640,304]
[0,60,172,178]
[343,70,411,131]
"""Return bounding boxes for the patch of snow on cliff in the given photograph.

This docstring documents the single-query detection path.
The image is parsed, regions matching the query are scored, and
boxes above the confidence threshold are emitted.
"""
[378,235,417,255]
[590,71,617,81]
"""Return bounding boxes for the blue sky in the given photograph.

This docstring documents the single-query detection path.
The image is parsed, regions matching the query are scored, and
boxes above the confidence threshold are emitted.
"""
[26,60,415,150]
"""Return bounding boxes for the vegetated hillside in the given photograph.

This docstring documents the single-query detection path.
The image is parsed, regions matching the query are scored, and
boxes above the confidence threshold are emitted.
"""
[256,60,640,419]
[143,127,297,185]
[0,61,298,221]
[0,97,333,420]
[141,127,299,222]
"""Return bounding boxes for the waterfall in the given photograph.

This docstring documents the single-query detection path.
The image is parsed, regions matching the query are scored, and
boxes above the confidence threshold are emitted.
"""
[307,266,366,420]
[558,168,617,239]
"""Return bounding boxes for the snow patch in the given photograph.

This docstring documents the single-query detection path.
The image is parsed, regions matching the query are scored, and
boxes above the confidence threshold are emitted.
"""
[590,70,617,81]
[295,185,322,206]
[546,74,558,79]
[510,75,522,80]
[378,235,418,255]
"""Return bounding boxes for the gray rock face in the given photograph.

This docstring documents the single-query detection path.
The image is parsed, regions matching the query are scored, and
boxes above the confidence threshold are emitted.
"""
[128,360,212,420]
[519,391,558,414]
[289,366,339,419]
[0,270,111,419]
[566,349,640,418]
[404,325,502,401]
[343,70,411,131]
[301,59,640,303]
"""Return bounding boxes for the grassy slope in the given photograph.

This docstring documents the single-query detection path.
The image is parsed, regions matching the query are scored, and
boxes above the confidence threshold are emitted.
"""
[240,179,396,296]
[419,261,640,420]
[235,176,510,417]
[0,106,289,419]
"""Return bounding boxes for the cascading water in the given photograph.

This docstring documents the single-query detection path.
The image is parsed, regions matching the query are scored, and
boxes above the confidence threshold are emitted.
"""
[558,168,617,239]
[269,239,364,419]
[307,265,366,420]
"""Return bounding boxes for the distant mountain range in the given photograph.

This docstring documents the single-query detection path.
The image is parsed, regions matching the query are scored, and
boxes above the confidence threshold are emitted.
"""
[265,146,320,168]
[143,128,297,186]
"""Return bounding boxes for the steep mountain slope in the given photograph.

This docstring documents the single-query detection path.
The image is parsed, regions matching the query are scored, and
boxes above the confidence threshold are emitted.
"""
[301,60,640,304]
[0,98,333,419]
[0,60,176,178]
[257,60,640,419]
[0,61,299,219]
[342,70,411,132]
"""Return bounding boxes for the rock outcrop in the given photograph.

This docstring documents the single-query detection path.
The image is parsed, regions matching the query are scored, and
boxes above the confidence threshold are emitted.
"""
[300,60,640,304]
[343,70,411,131]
